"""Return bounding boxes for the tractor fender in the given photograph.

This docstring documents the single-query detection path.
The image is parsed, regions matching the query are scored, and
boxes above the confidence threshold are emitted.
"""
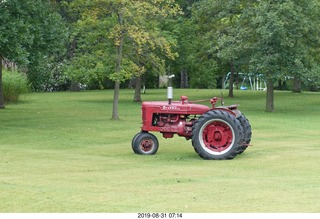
[214,106,242,118]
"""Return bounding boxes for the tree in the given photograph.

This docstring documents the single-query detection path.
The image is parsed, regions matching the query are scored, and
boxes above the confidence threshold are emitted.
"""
[191,0,320,111]
[0,0,67,107]
[66,0,181,119]
[243,0,320,111]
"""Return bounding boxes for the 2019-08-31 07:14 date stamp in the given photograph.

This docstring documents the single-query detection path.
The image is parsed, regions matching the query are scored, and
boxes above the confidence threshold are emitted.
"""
[137,213,183,218]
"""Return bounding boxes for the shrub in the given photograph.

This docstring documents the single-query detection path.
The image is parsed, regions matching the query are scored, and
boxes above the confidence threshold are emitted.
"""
[2,70,29,103]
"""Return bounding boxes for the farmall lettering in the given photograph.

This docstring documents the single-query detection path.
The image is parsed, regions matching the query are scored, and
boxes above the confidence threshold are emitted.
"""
[162,105,180,110]
[132,75,252,160]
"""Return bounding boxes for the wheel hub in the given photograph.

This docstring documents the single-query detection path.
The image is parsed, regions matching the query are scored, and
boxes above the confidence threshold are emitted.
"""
[140,139,153,152]
[214,131,222,141]
[202,121,233,152]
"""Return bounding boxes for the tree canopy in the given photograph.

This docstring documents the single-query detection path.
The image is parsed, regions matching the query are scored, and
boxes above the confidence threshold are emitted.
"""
[0,0,67,108]
[66,0,182,119]
[191,0,320,111]
[1,0,320,113]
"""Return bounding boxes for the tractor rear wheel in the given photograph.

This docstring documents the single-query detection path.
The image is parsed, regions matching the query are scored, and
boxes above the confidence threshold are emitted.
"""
[132,132,159,155]
[192,110,244,160]
[237,114,252,154]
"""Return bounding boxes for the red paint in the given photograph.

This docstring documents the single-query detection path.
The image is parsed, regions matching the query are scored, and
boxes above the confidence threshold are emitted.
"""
[141,96,238,139]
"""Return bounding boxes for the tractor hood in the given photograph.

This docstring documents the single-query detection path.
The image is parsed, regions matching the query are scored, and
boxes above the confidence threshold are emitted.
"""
[142,100,210,115]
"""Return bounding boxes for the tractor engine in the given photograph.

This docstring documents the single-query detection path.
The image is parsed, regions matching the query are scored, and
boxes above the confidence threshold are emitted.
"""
[151,113,194,139]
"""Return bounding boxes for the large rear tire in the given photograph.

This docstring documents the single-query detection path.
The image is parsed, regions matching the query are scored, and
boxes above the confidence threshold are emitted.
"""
[192,110,244,160]
[132,132,159,155]
[237,114,252,154]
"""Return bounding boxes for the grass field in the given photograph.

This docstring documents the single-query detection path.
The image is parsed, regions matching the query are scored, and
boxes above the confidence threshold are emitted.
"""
[0,89,319,213]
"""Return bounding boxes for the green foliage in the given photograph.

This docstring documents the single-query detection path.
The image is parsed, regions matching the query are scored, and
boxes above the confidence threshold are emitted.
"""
[0,0,32,64]
[64,0,183,118]
[64,0,181,84]
[1,0,319,97]
[0,0,67,65]
[188,59,218,88]
[64,53,112,89]
[303,64,320,91]
[2,70,29,103]
[25,5,68,91]
[0,0,68,96]
[189,0,320,111]
[190,0,320,79]
[244,0,320,79]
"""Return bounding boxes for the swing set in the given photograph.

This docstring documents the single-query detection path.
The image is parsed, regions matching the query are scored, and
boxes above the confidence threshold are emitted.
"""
[223,72,267,91]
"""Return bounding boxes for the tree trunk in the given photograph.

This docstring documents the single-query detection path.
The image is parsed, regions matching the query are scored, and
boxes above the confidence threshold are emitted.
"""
[112,12,124,120]
[277,79,284,90]
[133,75,142,102]
[0,57,5,109]
[112,80,120,120]
[266,79,274,112]
[180,68,188,88]
[292,76,301,93]
[112,40,122,120]
[228,63,235,97]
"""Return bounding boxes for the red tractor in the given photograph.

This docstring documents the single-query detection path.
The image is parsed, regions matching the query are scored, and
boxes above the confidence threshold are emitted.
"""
[132,75,251,160]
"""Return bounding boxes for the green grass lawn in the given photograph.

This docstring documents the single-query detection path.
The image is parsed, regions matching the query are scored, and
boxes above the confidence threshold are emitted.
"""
[0,89,319,212]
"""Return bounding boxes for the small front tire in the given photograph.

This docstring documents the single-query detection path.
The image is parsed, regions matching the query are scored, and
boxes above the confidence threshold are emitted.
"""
[132,132,159,155]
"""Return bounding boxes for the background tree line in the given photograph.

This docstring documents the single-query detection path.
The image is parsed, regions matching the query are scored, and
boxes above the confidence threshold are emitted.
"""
[1,0,320,115]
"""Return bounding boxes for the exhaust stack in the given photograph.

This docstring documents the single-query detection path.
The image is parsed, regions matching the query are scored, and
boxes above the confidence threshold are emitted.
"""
[167,74,175,104]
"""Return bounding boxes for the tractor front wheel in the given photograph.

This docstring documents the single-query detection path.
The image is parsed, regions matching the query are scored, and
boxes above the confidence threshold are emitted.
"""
[132,132,159,155]
[192,110,244,160]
